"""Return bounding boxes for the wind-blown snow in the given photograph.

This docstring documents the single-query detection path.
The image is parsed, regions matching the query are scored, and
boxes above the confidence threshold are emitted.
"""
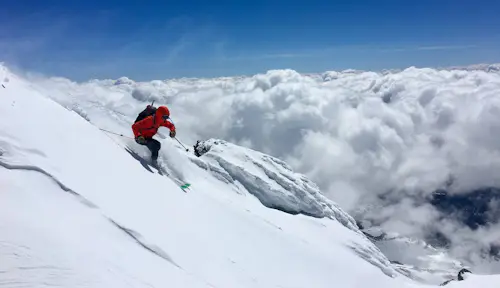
[1,63,499,287]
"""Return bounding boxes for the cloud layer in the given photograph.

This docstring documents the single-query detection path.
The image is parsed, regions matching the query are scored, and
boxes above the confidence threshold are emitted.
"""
[21,64,500,271]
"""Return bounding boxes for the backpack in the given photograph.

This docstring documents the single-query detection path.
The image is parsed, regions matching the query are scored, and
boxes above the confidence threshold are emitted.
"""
[134,106,157,123]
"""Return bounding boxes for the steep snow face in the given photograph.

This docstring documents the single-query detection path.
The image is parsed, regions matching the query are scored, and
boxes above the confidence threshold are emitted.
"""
[0,66,419,288]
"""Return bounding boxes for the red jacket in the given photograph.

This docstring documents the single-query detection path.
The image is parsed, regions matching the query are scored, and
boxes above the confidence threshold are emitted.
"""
[132,106,175,138]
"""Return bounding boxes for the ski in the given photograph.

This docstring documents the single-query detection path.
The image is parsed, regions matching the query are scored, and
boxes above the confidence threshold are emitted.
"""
[149,162,191,192]
[124,146,191,192]
[180,183,191,191]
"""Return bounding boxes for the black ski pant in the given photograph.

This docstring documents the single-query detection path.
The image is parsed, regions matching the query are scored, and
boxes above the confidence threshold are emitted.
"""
[138,138,161,161]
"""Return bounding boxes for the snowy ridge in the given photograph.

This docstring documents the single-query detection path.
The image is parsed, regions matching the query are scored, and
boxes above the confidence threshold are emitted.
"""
[191,139,359,230]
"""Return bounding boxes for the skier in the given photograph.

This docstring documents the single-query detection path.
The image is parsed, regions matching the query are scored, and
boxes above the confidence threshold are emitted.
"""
[132,104,176,164]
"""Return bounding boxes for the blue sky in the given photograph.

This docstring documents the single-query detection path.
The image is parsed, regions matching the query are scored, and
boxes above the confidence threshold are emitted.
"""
[1,0,499,81]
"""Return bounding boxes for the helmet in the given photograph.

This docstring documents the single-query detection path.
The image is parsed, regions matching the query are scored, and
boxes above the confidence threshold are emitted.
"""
[155,105,170,123]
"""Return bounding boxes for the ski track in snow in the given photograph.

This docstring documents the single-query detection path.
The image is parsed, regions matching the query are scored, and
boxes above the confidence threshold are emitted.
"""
[0,158,98,209]
[0,149,184,271]
[109,219,181,268]
[0,133,185,280]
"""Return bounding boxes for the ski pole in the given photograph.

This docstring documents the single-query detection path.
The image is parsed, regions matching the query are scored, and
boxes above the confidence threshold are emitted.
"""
[166,116,189,152]
[174,137,189,152]
[99,128,133,139]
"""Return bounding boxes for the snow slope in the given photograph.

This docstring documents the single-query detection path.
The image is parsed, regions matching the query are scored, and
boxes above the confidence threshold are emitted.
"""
[0,66,398,287]
[1,64,498,287]
[438,274,500,288]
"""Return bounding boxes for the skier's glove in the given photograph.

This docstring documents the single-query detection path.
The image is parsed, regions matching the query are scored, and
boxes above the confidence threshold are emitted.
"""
[169,130,176,138]
[136,136,147,144]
